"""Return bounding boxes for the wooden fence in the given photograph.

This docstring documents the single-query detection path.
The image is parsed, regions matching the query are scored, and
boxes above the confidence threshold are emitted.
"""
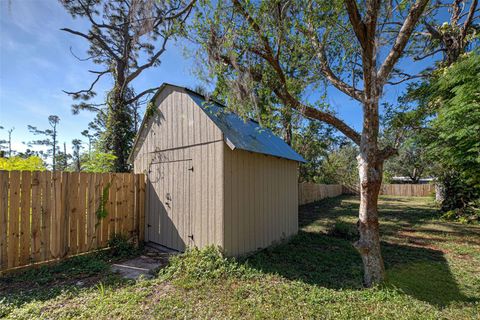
[342,183,434,197]
[301,183,435,205]
[0,170,145,273]
[380,184,434,197]
[298,183,342,205]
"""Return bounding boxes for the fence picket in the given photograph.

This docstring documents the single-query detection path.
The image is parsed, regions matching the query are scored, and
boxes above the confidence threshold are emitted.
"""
[78,173,87,253]
[40,171,52,261]
[31,171,41,263]
[0,171,9,270]
[19,171,31,266]
[8,171,20,269]
[86,173,96,251]
[101,173,111,246]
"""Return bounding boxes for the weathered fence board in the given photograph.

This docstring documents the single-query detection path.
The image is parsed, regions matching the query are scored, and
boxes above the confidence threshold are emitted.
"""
[299,182,434,205]
[342,183,434,197]
[0,170,145,273]
[298,183,342,205]
[380,184,434,197]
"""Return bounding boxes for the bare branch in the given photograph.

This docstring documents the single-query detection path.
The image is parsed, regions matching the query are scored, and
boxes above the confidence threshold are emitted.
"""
[125,86,161,105]
[302,23,365,102]
[386,73,426,85]
[126,34,169,83]
[344,0,368,49]
[63,70,109,96]
[377,0,429,85]
[60,27,120,61]
[461,0,479,41]
[413,48,445,61]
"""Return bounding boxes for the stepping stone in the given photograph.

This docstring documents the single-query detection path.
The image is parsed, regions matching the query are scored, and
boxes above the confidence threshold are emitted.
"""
[111,255,166,280]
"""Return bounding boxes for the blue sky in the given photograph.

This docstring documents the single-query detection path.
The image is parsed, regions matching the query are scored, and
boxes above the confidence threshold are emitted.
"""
[0,0,440,154]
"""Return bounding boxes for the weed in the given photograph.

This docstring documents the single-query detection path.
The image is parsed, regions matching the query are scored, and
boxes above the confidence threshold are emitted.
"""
[327,220,359,240]
[107,233,137,258]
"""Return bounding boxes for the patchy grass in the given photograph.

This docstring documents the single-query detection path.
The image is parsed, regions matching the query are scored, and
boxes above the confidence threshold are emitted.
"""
[1,196,479,319]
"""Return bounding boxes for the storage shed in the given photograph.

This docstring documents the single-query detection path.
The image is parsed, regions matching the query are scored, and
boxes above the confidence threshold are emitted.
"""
[129,83,305,256]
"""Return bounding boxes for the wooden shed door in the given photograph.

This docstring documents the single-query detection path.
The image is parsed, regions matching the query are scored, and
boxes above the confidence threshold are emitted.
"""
[147,160,193,251]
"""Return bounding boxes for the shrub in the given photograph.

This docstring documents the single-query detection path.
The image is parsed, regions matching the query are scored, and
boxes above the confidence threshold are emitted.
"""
[107,234,137,258]
[327,221,359,241]
[437,171,479,223]
[159,246,255,286]
[0,156,46,171]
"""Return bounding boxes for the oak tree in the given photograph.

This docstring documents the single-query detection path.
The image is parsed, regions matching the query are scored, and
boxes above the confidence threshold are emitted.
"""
[193,0,430,286]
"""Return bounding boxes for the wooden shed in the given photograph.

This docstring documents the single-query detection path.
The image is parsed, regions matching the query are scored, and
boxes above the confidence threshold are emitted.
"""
[129,83,305,256]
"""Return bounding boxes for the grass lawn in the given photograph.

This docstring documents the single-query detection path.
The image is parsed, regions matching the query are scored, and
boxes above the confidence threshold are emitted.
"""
[1,196,479,319]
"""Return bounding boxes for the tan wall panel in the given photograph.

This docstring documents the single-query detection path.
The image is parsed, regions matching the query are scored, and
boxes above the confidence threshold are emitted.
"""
[223,147,299,256]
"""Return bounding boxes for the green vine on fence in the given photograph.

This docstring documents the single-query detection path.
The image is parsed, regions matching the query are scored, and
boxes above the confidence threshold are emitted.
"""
[95,182,111,228]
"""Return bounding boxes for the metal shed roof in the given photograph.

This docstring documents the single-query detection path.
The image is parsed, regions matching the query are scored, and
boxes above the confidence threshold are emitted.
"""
[187,91,306,163]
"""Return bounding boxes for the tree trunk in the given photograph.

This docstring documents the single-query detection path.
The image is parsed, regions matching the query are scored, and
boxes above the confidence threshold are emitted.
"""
[355,153,385,287]
[281,108,293,146]
[356,70,386,286]
[108,63,131,173]
[109,93,130,172]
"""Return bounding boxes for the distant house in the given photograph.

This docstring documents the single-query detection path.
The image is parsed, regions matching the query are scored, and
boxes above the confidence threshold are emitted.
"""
[129,83,305,256]
[390,176,434,184]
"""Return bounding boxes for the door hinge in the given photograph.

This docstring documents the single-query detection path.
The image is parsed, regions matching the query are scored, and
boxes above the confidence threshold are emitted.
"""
[188,234,194,241]
[188,166,194,172]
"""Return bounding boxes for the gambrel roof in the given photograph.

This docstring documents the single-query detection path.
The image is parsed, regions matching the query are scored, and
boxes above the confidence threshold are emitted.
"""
[129,83,306,163]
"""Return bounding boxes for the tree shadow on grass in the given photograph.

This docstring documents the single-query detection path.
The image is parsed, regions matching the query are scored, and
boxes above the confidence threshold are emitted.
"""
[245,231,473,307]
[244,195,476,307]
[0,253,134,317]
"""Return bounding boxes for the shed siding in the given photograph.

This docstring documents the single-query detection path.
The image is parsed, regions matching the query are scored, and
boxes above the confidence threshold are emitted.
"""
[133,87,224,251]
[223,146,298,256]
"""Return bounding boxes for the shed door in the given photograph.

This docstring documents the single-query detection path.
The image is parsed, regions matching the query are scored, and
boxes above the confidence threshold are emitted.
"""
[147,160,193,251]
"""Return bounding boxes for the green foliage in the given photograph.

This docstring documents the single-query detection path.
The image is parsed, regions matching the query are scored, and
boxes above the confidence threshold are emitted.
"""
[384,139,430,183]
[0,156,46,171]
[159,246,253,287]
[292,121,340,182]
[317,144,359,186]
[96,182,111,225]
[426,52,480,188]
[107,234,137,258]
[437,172,479,223]
[389,52,480,218]
[144,101,158,122]
[83,151,116,173]
[327,221,359,241]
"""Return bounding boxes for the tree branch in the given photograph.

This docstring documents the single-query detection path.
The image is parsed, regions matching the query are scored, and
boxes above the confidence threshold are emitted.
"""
[386,73,426,85]
[413,48,445,61]
[60,27,120,61]
[217,1,362,145]
[126,34,169,83]
[63,70,109,96]
[218,52,362,145]
[126,86,161,105]
[377,0,429,85]
[461,0,478,41]
[302,23,365,102]
[344,0,368,49]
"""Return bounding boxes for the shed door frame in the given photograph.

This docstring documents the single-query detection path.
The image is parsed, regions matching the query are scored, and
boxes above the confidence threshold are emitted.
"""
[146,159,193,251]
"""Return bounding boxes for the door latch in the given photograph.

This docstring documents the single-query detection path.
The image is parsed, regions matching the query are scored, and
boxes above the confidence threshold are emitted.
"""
[188,234,194,241]
[188,166,194,172]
